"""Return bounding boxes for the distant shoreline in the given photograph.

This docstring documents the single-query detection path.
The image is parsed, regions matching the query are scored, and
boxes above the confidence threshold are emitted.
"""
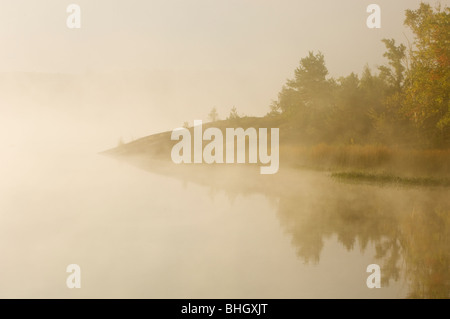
[102,117,450,187]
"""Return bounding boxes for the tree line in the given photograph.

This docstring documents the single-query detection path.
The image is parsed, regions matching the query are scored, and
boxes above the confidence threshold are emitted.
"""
[267,3,449,148]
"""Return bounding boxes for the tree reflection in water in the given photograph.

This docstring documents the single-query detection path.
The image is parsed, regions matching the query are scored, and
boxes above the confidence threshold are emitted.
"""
[117,156,449,298]
[276,185,449,299]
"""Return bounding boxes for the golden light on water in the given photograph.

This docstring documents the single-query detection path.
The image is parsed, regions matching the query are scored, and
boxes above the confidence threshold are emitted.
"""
[0,0,448,300]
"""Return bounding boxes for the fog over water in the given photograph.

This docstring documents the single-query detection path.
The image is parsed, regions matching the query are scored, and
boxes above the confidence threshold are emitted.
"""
[0,1,448,298]
[1,83,448,297]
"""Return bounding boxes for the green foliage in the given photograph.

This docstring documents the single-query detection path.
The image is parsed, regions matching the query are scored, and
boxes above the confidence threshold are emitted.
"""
[267,100,281,117]
[208,107,219,122]
[378,39,406,90]
[332,172,450,187]
[402,3,450,146]
[274,51,336,143]
[281,51,334,113]
[270,2,449,148]
[227,106,240,120]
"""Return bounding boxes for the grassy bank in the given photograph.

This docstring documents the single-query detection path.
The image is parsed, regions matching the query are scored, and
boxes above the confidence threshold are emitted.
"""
[103,117,450,183]
[281,143,450,178]
[331,172,450,187]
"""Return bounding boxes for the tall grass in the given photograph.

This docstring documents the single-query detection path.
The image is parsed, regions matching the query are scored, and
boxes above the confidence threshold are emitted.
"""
[281,143,450,177]
[331,172,450,187]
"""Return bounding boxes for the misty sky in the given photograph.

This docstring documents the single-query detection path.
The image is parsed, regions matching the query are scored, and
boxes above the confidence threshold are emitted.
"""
[0,0,433,73]
[0,0,445,147]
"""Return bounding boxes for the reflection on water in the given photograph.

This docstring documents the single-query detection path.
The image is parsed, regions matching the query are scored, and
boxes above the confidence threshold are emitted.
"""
[122,156,449,299]
[277,184,449,298]
[0,145,448,298]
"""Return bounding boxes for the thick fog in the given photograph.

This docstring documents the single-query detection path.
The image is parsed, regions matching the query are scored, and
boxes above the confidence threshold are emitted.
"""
[1,0,418,145]
[0,0,447,299]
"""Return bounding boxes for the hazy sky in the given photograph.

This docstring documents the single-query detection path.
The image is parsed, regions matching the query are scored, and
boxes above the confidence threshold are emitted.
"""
[0,0,439,74]
[0,0,447,146]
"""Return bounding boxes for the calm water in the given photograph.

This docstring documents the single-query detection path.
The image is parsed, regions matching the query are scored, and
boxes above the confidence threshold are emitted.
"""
[1,139,448,298]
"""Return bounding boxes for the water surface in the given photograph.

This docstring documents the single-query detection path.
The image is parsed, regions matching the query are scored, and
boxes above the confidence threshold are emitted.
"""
[1,141,448,298]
